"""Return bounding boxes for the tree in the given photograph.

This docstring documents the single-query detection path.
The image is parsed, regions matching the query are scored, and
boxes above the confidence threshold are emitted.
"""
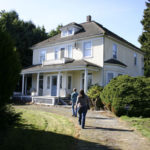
[48,24,63,37]
[0,10,48,67]
[139,0,150,77]
[0,29,21,108]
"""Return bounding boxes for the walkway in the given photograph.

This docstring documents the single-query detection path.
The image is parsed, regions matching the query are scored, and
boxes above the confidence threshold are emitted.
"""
[16,105,150,150]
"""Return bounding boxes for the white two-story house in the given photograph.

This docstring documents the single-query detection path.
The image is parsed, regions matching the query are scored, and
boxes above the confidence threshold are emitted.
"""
[21,16,144,104]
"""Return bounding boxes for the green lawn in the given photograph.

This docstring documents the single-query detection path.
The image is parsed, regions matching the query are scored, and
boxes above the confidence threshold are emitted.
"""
[0,108,76,150]
[121,116,150,139]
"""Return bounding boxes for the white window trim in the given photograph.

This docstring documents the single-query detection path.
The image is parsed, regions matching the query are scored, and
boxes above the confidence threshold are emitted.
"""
[39,50,46,64]
[82,40,93,58]
[54,47,59,60]
[61,27,75,37]
[67,45,73,58]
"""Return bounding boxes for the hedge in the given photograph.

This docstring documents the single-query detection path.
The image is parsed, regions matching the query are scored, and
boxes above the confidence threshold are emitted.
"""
[100,75,150,117]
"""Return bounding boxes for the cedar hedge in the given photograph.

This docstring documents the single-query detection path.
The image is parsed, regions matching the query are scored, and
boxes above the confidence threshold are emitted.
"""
[100,75,150,117]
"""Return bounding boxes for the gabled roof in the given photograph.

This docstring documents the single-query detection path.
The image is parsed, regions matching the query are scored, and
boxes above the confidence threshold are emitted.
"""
[31,20,141,53]
[60,22,83,29]
[21,59,101,74]
[104,58,127,67]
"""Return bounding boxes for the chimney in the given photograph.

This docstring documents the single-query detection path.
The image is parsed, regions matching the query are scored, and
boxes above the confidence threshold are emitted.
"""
[86,15,91,22]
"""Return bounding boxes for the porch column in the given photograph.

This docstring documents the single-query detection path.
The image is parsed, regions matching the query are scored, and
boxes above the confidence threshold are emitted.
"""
[84,68,88,93]
[36,73,39,96]
[22,74,25,95]
[64,72,67,97]
[57,71,61,97]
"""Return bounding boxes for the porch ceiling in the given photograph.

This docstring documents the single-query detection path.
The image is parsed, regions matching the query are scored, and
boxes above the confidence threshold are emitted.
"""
[21,60,101,74]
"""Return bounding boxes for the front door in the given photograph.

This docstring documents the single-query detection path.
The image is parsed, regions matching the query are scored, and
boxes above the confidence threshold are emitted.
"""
[39,75,43,96]
[51,76,57,96]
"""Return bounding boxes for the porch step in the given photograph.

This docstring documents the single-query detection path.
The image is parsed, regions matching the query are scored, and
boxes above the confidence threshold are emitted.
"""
[57,97,71,105]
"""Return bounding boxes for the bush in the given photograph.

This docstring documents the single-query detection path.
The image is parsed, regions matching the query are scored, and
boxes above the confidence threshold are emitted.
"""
[87,85,103,110]
[100,75,150,117]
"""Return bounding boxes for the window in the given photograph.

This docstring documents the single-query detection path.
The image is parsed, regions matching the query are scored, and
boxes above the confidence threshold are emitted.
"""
[55,48,59,60]
[60,75,62,89]
[134,53,137,66]
[107,73,114,84]
[83,41,92,57]
[60,48,65,58]
[68,76,72,90]
[113,44,117,59]
[47,76,50,89]
[68,45,72,58]
[62,30,67,37]
[68,28,73,35]
[81,73,92,89]
[40,51,46,63]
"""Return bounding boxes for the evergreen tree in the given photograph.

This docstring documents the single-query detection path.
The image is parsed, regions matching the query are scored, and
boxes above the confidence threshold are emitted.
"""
[0,29,21,108]
[0,10,48,67]
[48,24,63,37]
[139,0,150,77]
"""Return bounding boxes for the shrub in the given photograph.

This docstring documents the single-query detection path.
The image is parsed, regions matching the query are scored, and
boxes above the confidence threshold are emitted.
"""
[100,75,150,117]
[87,85,103,110]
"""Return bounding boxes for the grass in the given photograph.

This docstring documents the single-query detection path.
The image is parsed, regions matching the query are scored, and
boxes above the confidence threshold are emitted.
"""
[121,116,150,139]
[0,107,76,150]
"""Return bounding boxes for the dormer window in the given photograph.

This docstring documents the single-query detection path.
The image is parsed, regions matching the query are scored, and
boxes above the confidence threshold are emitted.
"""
[61,28,74,37]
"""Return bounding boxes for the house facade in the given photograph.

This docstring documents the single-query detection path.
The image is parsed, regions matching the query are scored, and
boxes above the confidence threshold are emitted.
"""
[21,16,144,104]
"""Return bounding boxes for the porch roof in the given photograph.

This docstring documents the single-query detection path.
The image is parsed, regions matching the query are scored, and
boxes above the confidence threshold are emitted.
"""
[21,60,101,74]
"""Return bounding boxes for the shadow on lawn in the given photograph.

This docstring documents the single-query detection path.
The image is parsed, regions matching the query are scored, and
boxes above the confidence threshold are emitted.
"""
[0,123,118,150]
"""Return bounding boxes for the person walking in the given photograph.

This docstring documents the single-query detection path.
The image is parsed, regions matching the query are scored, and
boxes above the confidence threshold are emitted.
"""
[76,89,90,129]
[71,88,78,117]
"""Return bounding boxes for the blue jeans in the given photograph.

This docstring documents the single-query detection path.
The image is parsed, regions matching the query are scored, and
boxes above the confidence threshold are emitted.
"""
[72,103,77,117]
[78,106,87,128]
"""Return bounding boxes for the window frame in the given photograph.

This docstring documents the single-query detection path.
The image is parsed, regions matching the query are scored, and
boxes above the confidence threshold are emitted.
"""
[54,48,59,60]
[112,44,117,59]
[106,72,114,84]
[83,41,92,58]
[134,53,137,66]
[40,51,46,63]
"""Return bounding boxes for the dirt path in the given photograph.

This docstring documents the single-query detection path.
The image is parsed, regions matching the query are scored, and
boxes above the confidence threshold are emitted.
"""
[15,105,150,150]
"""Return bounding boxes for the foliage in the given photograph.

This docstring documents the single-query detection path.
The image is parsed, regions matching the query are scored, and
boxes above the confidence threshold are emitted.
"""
[87,85,103,110]
[121,116,150,140]
[0,10,48,67]
[100,75,150,117]
[0,29,21,108]
[139,0,150,77]
[48,24,63,37]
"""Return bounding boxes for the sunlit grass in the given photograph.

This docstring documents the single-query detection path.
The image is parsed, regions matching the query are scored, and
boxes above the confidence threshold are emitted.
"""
[0,107,76,150]
[121,116,150,139]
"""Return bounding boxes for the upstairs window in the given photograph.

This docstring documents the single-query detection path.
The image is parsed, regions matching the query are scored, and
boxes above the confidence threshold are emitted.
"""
[68,45,72,58]
[55,48,59,60]
[113,44,117,59]
[134,53,137,66]
[40,51,46,63]
[62,30,67,37]
[83,41,92,57]
[68,28,74,35]
[60,48,65,59]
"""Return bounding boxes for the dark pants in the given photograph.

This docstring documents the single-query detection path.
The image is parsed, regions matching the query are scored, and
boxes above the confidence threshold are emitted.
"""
[78,106,87,129]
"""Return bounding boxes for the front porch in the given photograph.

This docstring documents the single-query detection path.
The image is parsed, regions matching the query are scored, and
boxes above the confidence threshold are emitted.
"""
[19,60,102,105]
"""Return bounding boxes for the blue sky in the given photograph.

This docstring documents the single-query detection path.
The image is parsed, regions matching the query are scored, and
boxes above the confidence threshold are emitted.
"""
[0,0,146,48]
